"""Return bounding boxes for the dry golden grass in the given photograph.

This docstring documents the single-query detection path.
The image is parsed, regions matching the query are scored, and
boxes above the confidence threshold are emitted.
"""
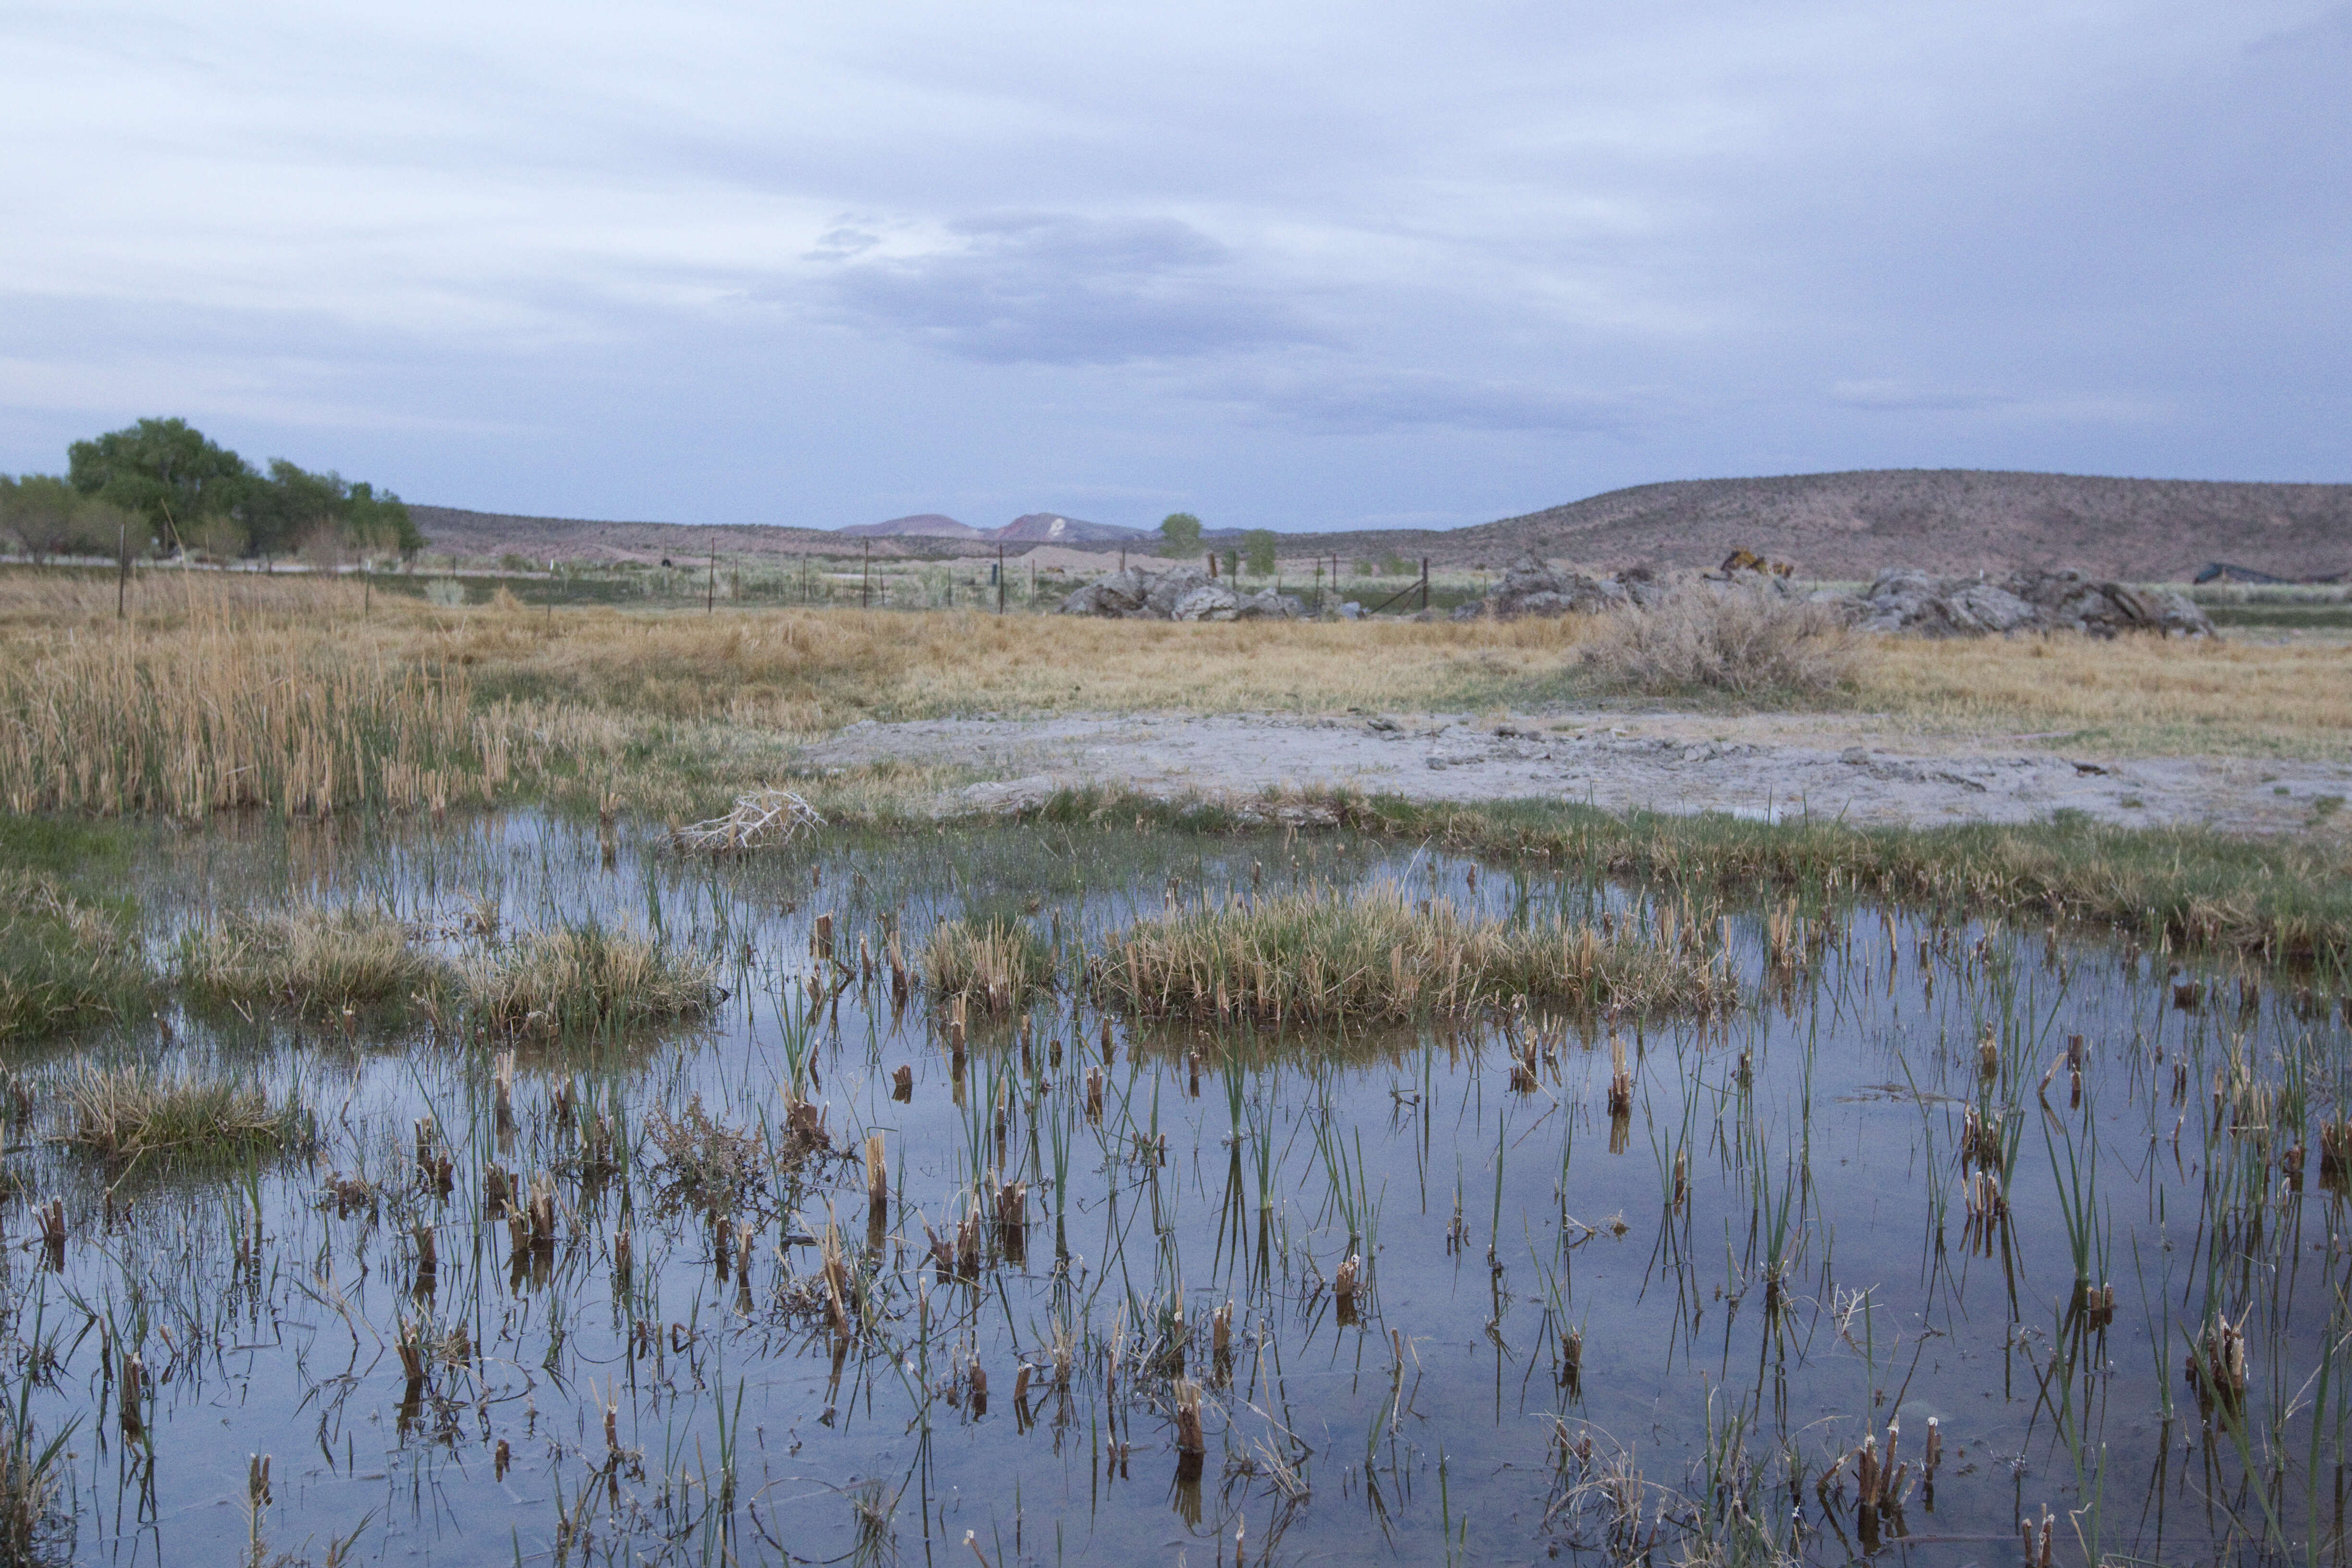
[1855,634,2352,756]
[2,567,2342,828]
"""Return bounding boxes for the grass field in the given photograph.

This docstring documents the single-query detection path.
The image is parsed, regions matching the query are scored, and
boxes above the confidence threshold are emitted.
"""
[1,566,2346,822]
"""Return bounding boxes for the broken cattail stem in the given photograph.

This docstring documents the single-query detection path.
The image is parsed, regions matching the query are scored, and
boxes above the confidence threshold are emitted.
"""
[865,1132,888,1220]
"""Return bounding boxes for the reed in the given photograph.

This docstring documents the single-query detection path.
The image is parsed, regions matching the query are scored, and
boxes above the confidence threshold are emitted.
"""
[1090,885,1734,1024]
[0,583,495,818]
[177,904,442,1016]
[464,920,718,1036]
[921,918,1054,1012]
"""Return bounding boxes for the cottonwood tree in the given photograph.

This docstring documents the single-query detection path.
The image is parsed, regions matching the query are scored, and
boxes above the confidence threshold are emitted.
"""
[1243,528,1278,578]
[1157,512,1203,559]
[68,417,249,554]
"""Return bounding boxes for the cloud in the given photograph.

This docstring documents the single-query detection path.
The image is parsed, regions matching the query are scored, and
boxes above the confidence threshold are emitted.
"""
[1204,365,1638,436]
[813,213,1317,366]
[1829,380,2017,413]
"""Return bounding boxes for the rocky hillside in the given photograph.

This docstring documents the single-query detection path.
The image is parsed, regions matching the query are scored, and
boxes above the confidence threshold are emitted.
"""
[1274,470,2352,580]
[412,469,2352,581]
[406,506,991,563]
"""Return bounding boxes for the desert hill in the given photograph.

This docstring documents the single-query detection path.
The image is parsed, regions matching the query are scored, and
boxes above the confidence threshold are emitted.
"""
[410,470,2351,580]
[837,514,984,540]
[1273,470,2352,580]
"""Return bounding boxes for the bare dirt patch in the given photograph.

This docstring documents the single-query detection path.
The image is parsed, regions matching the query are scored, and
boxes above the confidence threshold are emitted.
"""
[805,708,2352,833]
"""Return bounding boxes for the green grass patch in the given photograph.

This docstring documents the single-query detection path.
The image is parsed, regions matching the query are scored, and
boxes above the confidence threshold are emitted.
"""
[176,905,445,1017]
[0,870,150,1042]
[1090,884,1735,1025]
[63,1064,313,1164]
[1341,795,2352,970]
[464,921,718,1038]
[922,916,1055,1011]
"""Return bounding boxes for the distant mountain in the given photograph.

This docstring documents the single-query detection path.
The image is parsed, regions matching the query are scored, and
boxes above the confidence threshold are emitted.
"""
[992,512,1148,544]
[413,470,2352,581]
[838,514,984,539]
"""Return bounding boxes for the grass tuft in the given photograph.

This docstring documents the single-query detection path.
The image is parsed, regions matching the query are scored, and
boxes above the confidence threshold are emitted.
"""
[177,905,442,1016]
[1090,884,1733,1024]
[0,870,147,1042]
[464,921,718,1037]
[922,918,1055,1011]
[64,1064,311,1163]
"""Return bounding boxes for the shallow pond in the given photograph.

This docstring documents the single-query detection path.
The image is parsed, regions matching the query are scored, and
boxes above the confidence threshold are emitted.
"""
[5,811,2350,1568]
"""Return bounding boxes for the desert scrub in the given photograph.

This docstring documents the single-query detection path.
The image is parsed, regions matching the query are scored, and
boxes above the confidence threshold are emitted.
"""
[465,921,718,1037]
[1580,584,1856,698]
[63,1064,312,1163]
[176,905,444,1016]
[0,870,147,1042]
[1089,885,1734,1024]
[923,917,1055,1011]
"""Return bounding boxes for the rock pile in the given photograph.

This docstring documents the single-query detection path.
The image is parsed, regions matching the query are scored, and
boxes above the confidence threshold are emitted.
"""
[1058,567,1303,621]
[1449,555,1715,621]
[1846,569,2214,639]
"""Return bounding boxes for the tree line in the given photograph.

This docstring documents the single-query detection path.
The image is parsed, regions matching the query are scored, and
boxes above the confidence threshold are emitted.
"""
[1157,512,1280,577]
[0,417,419,564]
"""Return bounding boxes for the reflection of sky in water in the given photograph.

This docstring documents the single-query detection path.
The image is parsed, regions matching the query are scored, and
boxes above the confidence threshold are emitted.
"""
[13,811,2347,1566]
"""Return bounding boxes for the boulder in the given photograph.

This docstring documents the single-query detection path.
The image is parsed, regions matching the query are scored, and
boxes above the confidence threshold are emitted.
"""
[1848,568,2215,639]
[1058,569,1153,617]
[1057,566,1299,621]
[1454,554,1632,620]
[1233,589,1305,620]
[1168,580,1241,622]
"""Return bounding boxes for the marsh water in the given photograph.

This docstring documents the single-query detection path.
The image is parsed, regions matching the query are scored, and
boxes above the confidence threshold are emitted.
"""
[8,812,2351,1568]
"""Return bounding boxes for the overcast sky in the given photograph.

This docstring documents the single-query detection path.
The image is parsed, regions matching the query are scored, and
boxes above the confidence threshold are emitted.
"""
[2,1,2345,532]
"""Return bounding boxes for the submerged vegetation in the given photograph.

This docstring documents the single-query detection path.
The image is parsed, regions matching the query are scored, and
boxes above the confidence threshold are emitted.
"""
[1090,884,1736,1023]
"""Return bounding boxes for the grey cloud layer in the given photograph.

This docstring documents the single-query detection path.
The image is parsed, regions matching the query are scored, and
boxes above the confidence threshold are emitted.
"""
[0,1,2343,529]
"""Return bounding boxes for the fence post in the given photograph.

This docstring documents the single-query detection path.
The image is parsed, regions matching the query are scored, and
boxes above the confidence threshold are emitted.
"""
[1421,558,1429,613]
[862,542,870,609]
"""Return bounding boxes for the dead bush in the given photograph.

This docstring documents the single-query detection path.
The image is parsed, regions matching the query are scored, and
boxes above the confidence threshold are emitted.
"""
[1580,585,1856,697]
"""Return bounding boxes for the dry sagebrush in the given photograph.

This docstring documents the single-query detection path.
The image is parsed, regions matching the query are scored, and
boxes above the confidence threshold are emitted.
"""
[1580,585,1858,698]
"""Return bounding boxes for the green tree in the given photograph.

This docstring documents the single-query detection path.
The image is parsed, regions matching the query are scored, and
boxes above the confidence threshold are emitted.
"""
[1242,528,1278,578]
[1,475,150,562]
[1157,512,1203,559]
[343,481,422,555]
[68,417,251,554]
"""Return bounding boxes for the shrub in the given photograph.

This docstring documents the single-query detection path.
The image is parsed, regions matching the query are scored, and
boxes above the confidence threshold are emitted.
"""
[1581,585,1856,697]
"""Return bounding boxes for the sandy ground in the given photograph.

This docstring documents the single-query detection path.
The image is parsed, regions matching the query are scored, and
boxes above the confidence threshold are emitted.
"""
[806,709,2352,833]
